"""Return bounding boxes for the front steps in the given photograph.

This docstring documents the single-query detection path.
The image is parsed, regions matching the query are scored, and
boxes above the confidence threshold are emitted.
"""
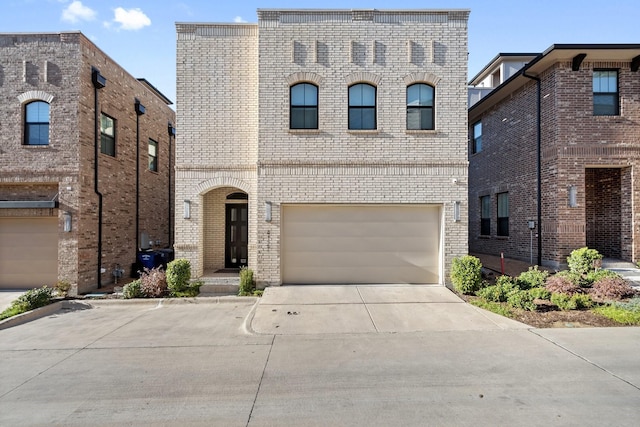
[198,276,239,296]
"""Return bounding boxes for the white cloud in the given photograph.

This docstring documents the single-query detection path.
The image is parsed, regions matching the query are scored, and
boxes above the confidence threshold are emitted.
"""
[61,1,96,23]
[234,16,247,23]
[112,7,151,31]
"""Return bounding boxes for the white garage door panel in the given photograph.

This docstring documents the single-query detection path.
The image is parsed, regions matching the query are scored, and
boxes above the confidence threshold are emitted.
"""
[282,205,440,284]
[0,217,58,289]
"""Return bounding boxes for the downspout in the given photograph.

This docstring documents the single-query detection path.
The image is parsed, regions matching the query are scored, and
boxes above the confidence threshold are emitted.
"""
[167,123,175,247]
[91,67,106,288]
[134,99,145,252]
[522,70,542,266]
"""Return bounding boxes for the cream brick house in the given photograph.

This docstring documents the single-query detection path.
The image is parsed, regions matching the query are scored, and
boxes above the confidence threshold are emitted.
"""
[175,9,470,287]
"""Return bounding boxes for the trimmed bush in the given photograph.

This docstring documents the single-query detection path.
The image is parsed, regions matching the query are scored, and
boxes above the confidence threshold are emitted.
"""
[567,247,602,276]
[516,266,549,290]
[545,274,580,295]
[450,255,483,295]
[239,267,254,296]
[589,277,635,302]
[166,259,191,294]
[528,286,551,301]
[551,293,576,311]
[477,281,515,303]
[123,279,143,299]
[507,289,537,311]
[570,293,594,309]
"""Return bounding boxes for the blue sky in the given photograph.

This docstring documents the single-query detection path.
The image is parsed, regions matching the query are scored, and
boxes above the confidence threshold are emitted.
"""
[1,0,639,106]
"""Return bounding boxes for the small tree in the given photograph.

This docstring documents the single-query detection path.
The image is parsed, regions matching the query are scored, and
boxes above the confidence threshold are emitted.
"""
[450,255,483,295]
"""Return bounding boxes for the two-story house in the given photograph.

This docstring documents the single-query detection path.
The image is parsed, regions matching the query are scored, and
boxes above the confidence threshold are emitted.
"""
[175,9,470,287]
[468,44,640,268]
[0,32,176,293]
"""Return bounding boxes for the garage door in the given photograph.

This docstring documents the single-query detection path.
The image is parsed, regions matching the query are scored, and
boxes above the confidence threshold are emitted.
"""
[0,217,58,289]
[282,205,441,284]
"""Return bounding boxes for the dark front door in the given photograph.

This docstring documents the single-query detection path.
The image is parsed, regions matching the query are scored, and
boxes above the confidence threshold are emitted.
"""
[225,204,248,268]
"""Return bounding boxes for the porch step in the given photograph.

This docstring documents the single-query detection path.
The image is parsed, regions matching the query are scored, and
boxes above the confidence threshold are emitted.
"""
[198,277,239,296]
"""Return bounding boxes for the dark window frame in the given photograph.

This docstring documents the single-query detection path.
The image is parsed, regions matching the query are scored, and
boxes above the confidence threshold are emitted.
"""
[472,121,482,154]
[290,83,319,130]
[148,139,158,172]
[100,113,116,157]
[24,101,50,146]
[406,83,435,130]
[480,195,491,236]
[497,192,509,237]
[348,83,377,130]
[593,69,619,116]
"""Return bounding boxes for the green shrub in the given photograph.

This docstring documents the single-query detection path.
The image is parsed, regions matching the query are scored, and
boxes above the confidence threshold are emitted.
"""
[594,304,640,325]
[0,286,54,320]
[570,293,594,309]
[589,277,635,302]
[567,247,602,276]
[239,267,254,296]
[516,266,549,290]
[507,289,537,311]
[450,255,483,295]
[476,279,515,303]
[528,286,551,301]
[54,280,71,297]
[123,279,144,299]
[166,259,191,293]
[551,293,576,311]
[139,267,168,298]
[469,298,513,318]
[171,280,203,298]
[585,269,620,286]
[613,297,640,312]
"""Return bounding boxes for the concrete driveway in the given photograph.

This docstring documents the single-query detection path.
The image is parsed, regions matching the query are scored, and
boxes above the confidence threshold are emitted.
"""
[1,291,640,426]
[251,285,529,334]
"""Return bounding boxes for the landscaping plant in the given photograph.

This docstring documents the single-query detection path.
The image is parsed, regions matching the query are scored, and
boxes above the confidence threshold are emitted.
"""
[139,267,168,298]
[0,286,54,320]
[239,267,255,296]
[122,279,144,299]
[166,259,191,294]
[567,247,602,276]
[589,276,635,302]
[516,266,549,290]
[450,255,483,295]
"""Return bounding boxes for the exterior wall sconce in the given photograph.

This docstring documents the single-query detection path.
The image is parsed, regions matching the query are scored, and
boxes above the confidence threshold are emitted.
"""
[63,211,72,232]
[183,200,191,219]
[265,201,272,222]
[168,123,176,136]
[453,201,461,222]
[568,185,578,207]
[91,67,106,89]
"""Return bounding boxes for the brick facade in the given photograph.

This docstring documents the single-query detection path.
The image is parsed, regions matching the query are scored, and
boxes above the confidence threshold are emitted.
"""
[0,33,175,293]
[469,47,640,268]
[176,9,470,287]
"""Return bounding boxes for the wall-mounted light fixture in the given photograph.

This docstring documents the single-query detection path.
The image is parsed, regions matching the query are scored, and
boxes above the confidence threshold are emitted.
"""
[265,201,272,222]
[568,185,578,208]
[183,200,191,219]
[168,123,176,137]
[63,211,72,232]
[453,201,461,222]
[134,98,146,116]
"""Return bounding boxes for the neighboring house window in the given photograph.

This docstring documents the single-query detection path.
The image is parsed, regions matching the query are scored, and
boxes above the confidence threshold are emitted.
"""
[24,101,49,145]
[480,195,491,236]
[100,114,116,156]
[148,139,158,172]
[497,192,509,236]
[472,121,482,153]
[348,83,376,130]
[593,70,619,116]
[406,83,434,130]
[290,83,318,129]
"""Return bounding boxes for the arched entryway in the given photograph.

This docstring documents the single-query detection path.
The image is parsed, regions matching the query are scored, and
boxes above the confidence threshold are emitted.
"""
[202,187,248,274]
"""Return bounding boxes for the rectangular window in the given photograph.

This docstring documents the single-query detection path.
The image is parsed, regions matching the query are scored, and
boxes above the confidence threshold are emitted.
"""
[148,139,158,172]
[497,192,509,236]
[472,121,482,153]
[593,70,619,116]
[100,113,115,156]
[480,195,491,236]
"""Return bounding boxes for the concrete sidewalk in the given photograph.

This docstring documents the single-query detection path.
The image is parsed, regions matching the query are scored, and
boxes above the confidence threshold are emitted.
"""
[250,285,530,334]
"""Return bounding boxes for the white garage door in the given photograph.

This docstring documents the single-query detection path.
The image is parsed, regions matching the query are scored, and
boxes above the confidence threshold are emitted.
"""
[282,204,441,284]
[0,217,58,289]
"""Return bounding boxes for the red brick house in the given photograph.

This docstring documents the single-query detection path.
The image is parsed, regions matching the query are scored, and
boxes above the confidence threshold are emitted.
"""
[0,32,175,293]
[468,44,640,268]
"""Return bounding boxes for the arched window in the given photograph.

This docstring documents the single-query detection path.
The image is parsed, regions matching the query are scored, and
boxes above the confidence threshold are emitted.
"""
[24,101,50,145]
[290,83,318,129]
[406,83,434,130]
[348,83,376,130]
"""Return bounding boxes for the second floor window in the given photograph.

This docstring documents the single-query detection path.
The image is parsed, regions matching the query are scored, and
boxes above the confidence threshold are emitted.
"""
[100,113,115,156]
[348,83,376,130]
[290,83,318,129]
[406,83,434,130]
[148,139,158,172]
[472,121,482,154]
[24,101,49,145]
[593,70,619,116]
[480,195,491,236]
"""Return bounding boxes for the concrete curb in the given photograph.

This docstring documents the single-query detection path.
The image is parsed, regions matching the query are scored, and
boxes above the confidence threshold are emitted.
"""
[0,296,259,330]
